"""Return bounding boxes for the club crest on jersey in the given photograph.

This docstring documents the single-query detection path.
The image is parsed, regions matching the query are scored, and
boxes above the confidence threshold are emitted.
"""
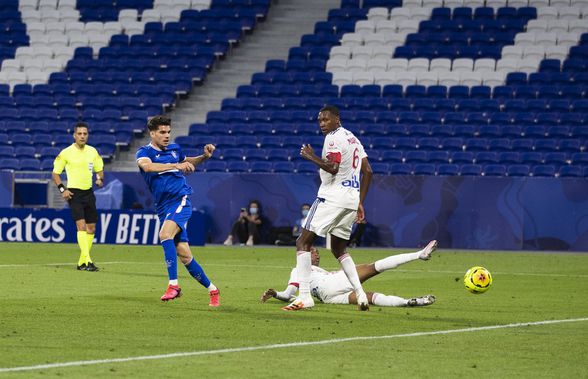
[329,141,335,147]
[342,174,360,189]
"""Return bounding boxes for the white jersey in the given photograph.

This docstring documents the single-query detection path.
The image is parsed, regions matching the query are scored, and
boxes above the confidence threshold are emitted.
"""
[287,266,331,287]
[317,127,367,210]
[287,266,355,304]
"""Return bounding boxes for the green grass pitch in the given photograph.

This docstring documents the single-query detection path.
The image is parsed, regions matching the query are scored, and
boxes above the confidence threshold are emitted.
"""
[0,242,586,378]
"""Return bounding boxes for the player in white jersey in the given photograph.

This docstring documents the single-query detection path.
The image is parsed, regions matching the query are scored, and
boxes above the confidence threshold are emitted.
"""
[262,241,437,307]
[282,105,373,311]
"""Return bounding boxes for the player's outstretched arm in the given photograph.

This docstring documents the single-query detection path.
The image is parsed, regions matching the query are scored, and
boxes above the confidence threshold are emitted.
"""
[137,157,195,174]
[357,157,373,222]
[260,285,298,303]
[300,144,339,174]
[184,144,215,168]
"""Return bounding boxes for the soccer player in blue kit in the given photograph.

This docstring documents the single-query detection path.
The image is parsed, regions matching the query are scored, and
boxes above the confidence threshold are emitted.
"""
[136,115,220,306]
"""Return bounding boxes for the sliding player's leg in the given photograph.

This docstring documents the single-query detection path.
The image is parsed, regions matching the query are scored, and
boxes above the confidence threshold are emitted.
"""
[348,292,436,307]
[373,240,438,274]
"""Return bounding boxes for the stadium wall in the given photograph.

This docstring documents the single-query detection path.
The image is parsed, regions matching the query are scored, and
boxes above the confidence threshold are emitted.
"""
[2,172,587,251]
[179,173,588,251]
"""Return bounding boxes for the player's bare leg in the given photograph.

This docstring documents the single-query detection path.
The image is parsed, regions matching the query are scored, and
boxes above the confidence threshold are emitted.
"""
[331,234,369,311]
[348,292,436,307]
[282,229,316,311]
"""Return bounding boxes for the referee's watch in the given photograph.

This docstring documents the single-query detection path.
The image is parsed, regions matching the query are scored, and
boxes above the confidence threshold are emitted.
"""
[57,184,66,193]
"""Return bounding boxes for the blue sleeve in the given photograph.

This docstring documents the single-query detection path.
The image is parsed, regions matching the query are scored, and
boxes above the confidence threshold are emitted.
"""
[136,146,150,161]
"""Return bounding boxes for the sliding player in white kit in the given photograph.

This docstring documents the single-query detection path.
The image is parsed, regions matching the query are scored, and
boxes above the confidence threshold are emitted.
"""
[282,105,373,311]
[261,242,437,307]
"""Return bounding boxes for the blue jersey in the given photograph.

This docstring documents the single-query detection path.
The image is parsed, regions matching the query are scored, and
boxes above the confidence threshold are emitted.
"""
[136,143,193,212]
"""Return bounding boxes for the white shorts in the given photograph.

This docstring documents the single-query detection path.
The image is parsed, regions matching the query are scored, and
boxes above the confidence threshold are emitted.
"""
[303,198,357,240]
[311,271,354,305]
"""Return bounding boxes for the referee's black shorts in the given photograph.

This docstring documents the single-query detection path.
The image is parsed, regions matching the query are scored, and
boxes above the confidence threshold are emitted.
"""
[68,188,98,224]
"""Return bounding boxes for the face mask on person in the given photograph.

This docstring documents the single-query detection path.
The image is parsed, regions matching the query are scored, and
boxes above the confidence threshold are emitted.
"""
[249,207,258,215]
[302,209,309,217]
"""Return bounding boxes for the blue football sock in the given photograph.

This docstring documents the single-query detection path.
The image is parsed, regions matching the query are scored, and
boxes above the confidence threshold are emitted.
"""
[184,258,211,288]
[162,239,178,281]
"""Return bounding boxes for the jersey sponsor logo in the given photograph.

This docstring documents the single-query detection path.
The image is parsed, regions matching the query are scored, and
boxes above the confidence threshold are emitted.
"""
[341,174,360,189]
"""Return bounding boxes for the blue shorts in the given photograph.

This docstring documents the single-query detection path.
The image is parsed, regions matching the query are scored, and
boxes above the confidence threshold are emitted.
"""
[158,195,192,244]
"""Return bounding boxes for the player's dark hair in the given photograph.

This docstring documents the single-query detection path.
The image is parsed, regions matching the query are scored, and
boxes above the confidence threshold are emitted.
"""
[319,105,340,118]
[147,115,171,131]
[73,122,89,132]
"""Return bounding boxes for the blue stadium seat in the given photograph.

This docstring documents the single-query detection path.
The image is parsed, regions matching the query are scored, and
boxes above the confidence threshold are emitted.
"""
[520,152,543,165]
[0,146,14,158]
[451,151,474,164]
[220,148,245,160]
[204,161,227,172]
[437,163,459,176]
[273,161,295,173]
[389,163,412,175]
[14,146,35,158]
[413,163,435,176]
[20,158,41,171]
[379,150,403,163]
[543,152,568,166]
[227,161,249,172]
[559,139,581,153]
[534,139,558,152]
[404,151,428,163]
[460,164,482,176]
[0,158,19,170]
[475,152,499,164]
[250,161,273,173]
[370,163,389,175]
[296,162,317,174]
[532,165,556,177]
[507,164,530,177]
[483,164,506,177]
[441,138,464,151]
[266,149,290,161]
[559,165,583,177]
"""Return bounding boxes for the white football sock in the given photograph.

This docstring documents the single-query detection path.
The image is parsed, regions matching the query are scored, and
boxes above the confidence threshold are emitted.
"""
[296,251,312,300]
[372,293,408,307]
[338,253,364,294]
[207,283,217,292]
[374,251,420,273]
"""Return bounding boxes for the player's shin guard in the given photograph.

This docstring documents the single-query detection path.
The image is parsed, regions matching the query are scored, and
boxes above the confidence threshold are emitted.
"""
[77,231,89,265]
[184,258,211,288]
[296,251,312,300]
[86,233,95,263]
[161,239,178,283]
[374,252,420,272]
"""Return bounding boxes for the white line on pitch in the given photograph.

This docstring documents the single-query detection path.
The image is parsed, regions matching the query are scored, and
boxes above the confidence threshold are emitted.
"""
[0,317,586,373]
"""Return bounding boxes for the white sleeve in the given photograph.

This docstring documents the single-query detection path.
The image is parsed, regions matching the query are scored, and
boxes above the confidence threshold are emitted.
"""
[275,285,298,302]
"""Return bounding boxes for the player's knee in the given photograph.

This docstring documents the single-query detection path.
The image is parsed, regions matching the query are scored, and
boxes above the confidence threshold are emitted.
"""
[159,230,173,241]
